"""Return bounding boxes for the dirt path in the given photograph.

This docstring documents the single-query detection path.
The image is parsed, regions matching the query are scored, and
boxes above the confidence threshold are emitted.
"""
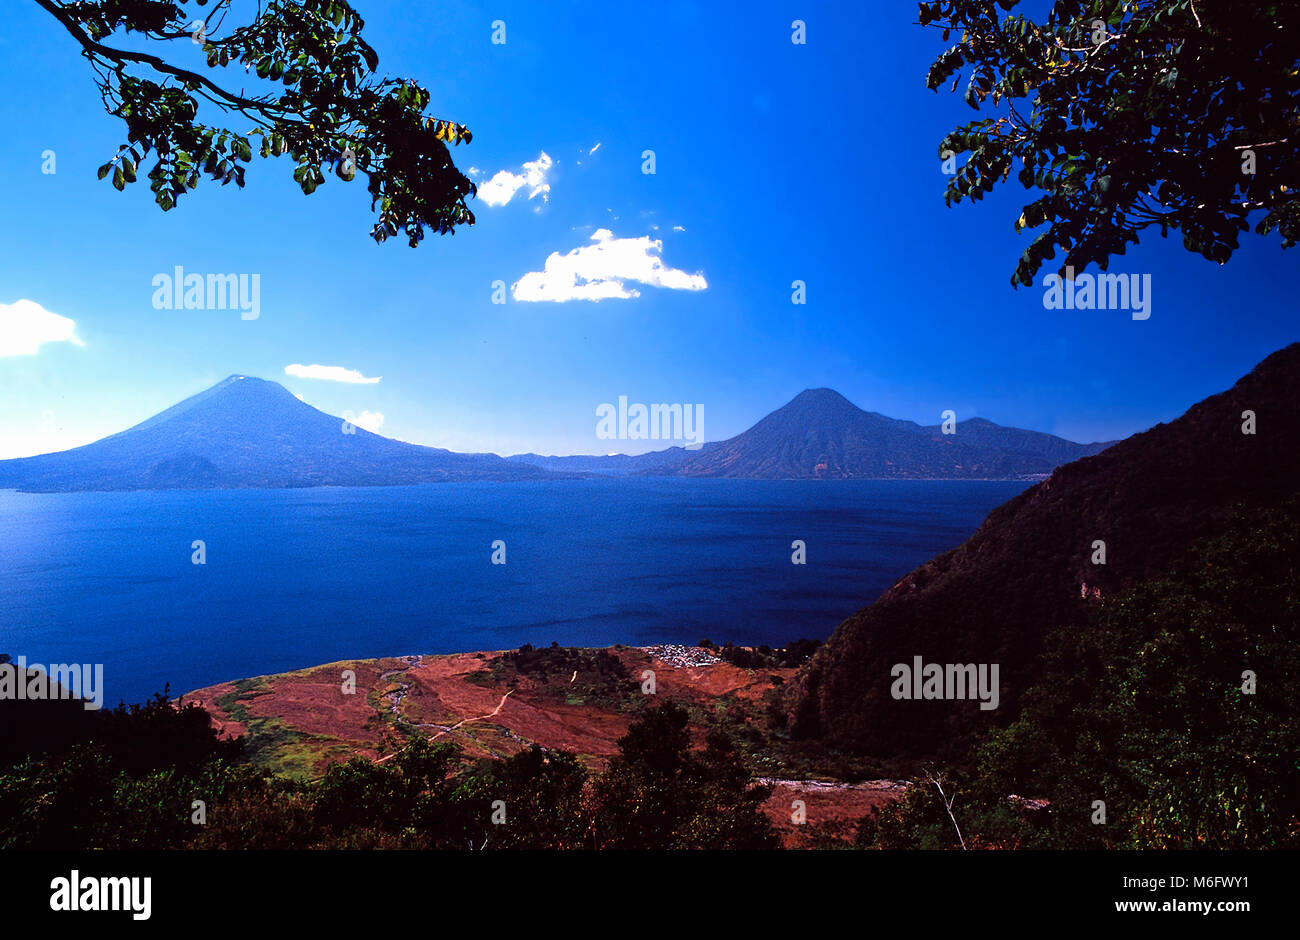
[430,689,515,740]
[374,669,515,763]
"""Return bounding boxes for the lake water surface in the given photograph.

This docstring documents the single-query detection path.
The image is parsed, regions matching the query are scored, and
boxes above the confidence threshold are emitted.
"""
[0,479,1029,706]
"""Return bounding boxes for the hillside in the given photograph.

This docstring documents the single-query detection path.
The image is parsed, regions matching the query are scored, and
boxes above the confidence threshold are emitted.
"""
[510,388,1111,480]
[786,343,1300,760]
[655,388,1112,479]
[182,645,903,848]
[0,375,553,491]
[2,377,1114,490]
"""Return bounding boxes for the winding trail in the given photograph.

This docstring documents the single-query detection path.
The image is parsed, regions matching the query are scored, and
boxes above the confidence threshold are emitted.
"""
[373,666,515,763]
[429,689,515,740]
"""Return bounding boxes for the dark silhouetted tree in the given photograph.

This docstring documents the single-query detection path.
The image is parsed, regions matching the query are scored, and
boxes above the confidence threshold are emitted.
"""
[35,0,476,245]
[590,702,778,849]
[922,0,1300,284]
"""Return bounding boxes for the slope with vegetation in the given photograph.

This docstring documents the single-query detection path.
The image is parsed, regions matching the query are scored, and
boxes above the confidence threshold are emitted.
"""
[858,498,1299,848]
[786,344,1300,763]
[0,643,881,849]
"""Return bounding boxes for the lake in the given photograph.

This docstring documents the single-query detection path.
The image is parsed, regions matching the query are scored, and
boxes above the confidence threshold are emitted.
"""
[0,478,1029,706]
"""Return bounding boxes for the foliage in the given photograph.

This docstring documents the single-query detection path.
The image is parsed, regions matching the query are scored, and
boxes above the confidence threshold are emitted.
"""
[474,643,635,710]
[0,691,245,849]
[921,0,1300,284]
[858,499,1300,848]
[788,343,1300,760]
[0,692,779,850]
[36,0,476,245]
[589,701,779,849]
[497,642,630,685]
[442,747,591,850]
[701,638,823,669]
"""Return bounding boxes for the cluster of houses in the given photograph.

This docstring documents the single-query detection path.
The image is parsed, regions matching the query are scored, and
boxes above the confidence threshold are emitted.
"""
[642,644,723,668]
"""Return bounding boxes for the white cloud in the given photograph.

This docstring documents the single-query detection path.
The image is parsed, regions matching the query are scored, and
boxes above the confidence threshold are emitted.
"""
[284,363,381,384]
[511,229,708,303]
[672,225,686,232]
[588,143,602,155]
[478,152,553,207]
[0,299,84,357]
[350,410,384,433]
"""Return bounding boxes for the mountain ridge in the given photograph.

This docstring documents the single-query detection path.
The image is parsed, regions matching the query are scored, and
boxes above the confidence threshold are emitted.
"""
[2,375,1118,491]
[785,341,1300,759]
[646,385,1113,480]
[0,374,553,491]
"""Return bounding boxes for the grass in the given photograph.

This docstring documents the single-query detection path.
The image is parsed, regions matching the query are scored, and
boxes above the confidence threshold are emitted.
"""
[213,677,349,779]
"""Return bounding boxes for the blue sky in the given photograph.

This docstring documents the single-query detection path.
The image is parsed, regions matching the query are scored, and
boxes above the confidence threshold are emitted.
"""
[0,0,1295,459]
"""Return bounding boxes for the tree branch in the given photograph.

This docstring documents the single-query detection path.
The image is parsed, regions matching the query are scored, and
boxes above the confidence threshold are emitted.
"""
[925,768,968,850]
[34,0,293,125]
